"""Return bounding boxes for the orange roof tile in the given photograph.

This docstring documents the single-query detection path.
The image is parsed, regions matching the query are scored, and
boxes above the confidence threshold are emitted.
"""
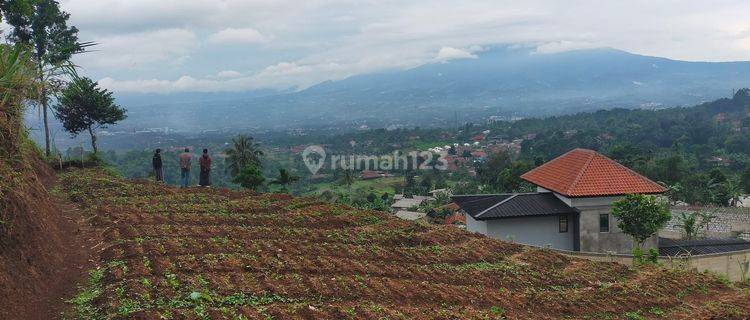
[520,148,666,197]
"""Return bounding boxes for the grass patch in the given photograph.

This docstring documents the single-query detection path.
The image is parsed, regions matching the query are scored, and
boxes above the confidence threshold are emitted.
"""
[65,267,106,320]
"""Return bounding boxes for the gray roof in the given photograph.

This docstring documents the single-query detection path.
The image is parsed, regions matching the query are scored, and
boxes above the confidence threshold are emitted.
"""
[391,195,434,209]
[659,237,750,256]
[452,193,576,220]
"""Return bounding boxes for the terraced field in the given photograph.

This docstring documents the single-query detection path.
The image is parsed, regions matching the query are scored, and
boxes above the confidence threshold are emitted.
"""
[61,169,750,319]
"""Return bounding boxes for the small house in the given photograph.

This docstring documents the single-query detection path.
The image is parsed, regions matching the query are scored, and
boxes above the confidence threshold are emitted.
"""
[453,148,666,254]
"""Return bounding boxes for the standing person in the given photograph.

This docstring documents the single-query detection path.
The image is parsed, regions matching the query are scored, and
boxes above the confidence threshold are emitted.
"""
[179,148,192,188]
[199,149,212,187]
[152,149,164,182]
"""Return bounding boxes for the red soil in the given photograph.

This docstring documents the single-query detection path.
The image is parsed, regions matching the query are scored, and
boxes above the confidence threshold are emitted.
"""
[56,169,750,319]
[0,158,96,319]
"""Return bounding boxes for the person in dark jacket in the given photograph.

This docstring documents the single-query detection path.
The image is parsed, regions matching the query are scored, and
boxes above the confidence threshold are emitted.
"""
[152,149,164,182]
[198,148,212,187]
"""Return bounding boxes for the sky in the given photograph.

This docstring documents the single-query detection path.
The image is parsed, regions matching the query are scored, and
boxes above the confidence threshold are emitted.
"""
[5,0,750,94]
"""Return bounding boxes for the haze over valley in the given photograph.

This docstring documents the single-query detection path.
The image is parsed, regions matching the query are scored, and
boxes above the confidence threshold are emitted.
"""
[28,46,750,150]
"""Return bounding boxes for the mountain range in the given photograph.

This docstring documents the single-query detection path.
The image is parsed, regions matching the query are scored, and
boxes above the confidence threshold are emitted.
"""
[46,47,750,133]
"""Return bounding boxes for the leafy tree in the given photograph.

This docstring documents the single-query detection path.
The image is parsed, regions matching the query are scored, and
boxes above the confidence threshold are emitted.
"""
[707,169,729,206]
[232,164,265,190]
[2,0,92,156]
[53,77,126,154]
[611,194,671,248]
[661,182,683,205]
[607,143,649,170]
[432,172,448,189]
[652,155,687,185]
[270,168,299,193]
[402,170,417,195]
[742,164,750,194]
[225,134,263,177]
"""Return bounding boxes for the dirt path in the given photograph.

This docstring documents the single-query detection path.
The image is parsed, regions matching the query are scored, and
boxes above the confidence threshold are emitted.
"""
[34,195,100,320]
[0,163,101,320]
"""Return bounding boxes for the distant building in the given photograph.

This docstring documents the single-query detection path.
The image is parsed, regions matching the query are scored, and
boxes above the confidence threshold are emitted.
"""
[391,195,434,211]
[454,148,667,254]
[360,170,393,180]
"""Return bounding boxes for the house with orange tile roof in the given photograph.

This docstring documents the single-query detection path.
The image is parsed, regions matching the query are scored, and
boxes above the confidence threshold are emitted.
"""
[453,148,666,254]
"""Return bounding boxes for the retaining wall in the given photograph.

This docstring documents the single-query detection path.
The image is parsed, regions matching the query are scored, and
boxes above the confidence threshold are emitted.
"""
[557,249,750,282]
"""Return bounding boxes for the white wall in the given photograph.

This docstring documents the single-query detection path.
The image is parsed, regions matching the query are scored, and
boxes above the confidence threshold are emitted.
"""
[466,214,487,234]
[467,214,575,250]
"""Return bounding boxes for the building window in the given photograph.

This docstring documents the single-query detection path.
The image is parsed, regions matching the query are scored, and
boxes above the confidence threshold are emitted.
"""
[559,215,568,233]
[599,214,610,233]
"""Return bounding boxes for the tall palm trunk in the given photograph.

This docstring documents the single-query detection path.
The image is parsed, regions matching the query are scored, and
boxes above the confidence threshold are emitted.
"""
[42,91,50,156]
[37,61,51,156]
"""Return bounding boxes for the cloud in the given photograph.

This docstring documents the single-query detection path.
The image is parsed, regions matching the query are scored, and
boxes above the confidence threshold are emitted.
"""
[258,62,312,77]
[333,15,356,23]
[60,0,217,33]
[58,0,750,93]
[100,76,236,93]
[533,41,598,54]
[99,61,348,93]
[208,28,268,44]
[435,47,478,61]
[216,70,243,78]
[75,29,196,70]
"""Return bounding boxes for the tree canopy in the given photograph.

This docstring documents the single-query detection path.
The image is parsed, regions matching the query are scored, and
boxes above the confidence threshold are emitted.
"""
[225,134,263,177]
[1,0,92,156]
[53,77,126,153]
[611,194,671,248]
[232,164,265,190]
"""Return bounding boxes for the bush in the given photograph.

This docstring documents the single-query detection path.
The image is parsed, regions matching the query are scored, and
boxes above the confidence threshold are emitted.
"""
[611,194,671,248]
[232,164,265,190]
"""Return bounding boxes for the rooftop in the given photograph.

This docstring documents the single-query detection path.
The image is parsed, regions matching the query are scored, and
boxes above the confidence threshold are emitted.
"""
[391,195,434,209]
[659,237,750,256]
[521,148,666,197]
[452,193,576,220]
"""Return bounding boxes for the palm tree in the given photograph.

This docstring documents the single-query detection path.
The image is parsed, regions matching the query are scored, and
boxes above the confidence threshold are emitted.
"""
[224,134,263,177]
[724,177,744,207]
[271,168,299,193]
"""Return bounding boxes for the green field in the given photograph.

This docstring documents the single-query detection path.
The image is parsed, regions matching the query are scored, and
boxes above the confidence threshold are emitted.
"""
[303,176,403,196]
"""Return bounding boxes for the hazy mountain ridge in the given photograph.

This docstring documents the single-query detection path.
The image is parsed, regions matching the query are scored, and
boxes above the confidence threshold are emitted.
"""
[68,47,750,133]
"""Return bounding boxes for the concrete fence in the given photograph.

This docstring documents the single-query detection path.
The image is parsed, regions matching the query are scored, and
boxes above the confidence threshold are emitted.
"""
[556,249,750,282]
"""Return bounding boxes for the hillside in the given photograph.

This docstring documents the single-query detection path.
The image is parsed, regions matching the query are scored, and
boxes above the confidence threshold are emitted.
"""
[0,53,93,318]
[59,169,750,319]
